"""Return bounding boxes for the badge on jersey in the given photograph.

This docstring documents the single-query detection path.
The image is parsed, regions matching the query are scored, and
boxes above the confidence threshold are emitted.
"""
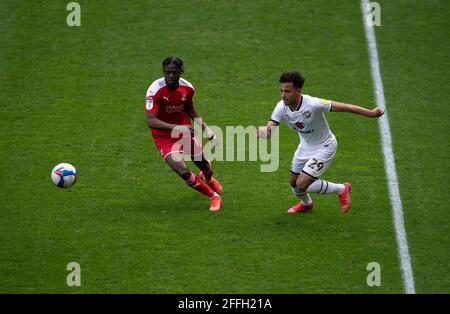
[146,96,154,110]
[321,99,330,105]
[303,110,311,119]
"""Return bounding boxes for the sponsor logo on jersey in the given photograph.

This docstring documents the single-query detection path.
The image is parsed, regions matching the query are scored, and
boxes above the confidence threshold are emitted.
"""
[295,122,305,129]
[166,104,185,113]
[299,129,314,134]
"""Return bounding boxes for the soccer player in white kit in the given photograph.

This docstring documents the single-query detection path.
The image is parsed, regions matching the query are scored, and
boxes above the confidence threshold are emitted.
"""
[257,71,384,213]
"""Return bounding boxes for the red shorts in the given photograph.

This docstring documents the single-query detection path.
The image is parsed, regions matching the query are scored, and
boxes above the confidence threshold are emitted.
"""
[153,135,203,160]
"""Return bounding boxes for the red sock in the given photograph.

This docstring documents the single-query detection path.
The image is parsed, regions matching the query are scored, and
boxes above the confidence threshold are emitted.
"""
[185,173,215,198]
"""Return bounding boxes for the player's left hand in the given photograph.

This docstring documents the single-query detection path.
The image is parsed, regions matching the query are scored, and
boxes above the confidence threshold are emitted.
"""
[370,107,385,118]
[205,127,220,147]
[209,134,220,147]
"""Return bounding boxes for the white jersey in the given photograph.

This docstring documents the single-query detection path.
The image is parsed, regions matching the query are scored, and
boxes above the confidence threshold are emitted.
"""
[270,94,334,148]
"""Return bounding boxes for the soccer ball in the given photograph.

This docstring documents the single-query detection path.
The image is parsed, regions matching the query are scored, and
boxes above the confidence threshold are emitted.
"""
[51,163,77,189]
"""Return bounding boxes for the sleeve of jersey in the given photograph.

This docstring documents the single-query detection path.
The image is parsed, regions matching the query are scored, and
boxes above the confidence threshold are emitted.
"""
[270,103,283,124]
[145,91,158,113]
[314,97,332,112]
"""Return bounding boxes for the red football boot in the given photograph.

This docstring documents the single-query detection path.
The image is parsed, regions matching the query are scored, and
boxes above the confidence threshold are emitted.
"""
[287,202,314,214]
[339,182,352,213]
[209,194,223,212]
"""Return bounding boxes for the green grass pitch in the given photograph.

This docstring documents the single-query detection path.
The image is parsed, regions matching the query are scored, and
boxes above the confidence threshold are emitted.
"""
[0,0,448,293]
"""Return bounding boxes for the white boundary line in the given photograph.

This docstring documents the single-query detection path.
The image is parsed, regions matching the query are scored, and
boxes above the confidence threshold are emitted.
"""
[360,0,416,294]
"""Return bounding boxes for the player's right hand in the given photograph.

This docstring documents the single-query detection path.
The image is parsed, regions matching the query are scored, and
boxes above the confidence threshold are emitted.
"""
[256,127,268,139]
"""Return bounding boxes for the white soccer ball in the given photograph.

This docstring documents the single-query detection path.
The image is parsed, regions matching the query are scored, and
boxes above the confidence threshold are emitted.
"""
[51,163,77,189]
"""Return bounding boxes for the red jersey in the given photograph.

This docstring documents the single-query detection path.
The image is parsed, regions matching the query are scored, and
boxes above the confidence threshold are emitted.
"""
[145,77,195,138]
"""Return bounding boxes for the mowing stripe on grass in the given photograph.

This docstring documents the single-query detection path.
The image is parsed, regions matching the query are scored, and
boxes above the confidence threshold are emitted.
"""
[360,0,415,294]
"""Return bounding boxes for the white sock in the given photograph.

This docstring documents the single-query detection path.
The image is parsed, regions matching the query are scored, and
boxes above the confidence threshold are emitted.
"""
[291,186,313,205]
[306,179,344,194]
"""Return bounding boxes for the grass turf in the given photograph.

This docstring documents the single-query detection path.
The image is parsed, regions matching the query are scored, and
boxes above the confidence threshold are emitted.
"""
[0,0,447,293]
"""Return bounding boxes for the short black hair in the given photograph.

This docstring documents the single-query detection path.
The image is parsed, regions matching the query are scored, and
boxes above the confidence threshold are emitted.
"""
[279,71,305,89]
[162,56,184,72]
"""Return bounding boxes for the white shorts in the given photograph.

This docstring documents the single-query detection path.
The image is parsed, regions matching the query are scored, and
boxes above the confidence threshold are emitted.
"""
[290,137,337,178]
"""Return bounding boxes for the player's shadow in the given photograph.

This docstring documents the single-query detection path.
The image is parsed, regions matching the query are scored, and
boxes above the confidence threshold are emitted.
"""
[264,203,350,234]
[133,192,209,214]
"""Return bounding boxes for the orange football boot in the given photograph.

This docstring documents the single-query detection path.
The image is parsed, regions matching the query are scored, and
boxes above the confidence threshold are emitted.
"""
[209,194,223,211]
[287,202,314,214]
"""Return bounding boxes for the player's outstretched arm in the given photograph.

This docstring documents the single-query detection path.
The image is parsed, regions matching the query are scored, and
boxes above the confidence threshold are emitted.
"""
[257,120,279,139]
[331,101,385,118]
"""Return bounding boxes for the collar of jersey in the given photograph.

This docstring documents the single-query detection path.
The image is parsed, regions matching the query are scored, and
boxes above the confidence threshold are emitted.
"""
[288,95,303,112]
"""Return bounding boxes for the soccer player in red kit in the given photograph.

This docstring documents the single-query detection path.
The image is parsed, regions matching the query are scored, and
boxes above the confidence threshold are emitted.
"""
[145,56,223,211]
